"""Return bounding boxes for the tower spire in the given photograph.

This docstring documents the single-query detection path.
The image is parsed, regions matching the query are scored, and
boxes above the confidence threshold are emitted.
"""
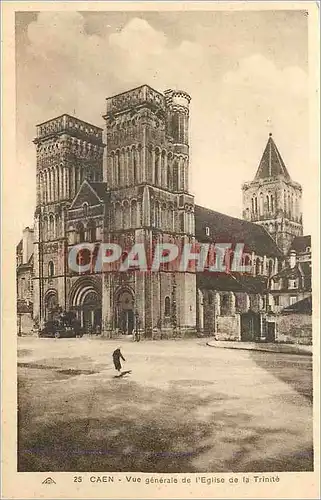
[254,134,291,181]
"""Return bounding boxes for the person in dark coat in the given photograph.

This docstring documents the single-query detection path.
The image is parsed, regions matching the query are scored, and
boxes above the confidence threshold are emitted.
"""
[112,348,125,372]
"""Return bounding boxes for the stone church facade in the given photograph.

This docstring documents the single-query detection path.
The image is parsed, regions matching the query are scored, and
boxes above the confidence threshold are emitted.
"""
[16,84,312,342]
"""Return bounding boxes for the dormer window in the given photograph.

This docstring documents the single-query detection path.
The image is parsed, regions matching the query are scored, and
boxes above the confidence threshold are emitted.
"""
[288,279,298,289]
[205,226,210,237]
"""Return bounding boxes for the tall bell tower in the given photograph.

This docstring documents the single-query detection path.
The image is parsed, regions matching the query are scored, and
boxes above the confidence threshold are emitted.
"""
[242,133,303,255]
[102,85,196,337]
[32,115,104,323]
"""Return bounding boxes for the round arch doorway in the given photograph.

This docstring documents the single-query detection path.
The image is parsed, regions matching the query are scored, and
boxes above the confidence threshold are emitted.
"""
[115,289,135,335]
[69,278,102,334]
[45,290,58,321]
[82,290,102,334]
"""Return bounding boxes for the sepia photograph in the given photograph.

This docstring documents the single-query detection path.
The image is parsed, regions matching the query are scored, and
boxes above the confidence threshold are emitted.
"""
[1,2,319,499]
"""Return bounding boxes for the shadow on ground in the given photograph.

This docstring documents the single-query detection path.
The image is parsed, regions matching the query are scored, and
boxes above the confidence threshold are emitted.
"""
[18,376,215,472]
[18,358,314,473]
[249,350,313,402]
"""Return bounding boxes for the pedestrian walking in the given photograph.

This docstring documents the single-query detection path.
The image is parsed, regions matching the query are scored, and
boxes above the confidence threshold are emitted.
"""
[112,347,125,372]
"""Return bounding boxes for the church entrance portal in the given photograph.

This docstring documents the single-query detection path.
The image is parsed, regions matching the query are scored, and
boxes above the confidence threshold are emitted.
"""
[115,290,135,335]
[45,290,59,320]
[69,279,102,334]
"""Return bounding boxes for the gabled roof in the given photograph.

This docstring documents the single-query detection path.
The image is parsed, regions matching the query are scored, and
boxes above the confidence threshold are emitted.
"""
[290,235,311,254]
[271,264,302,280]
[69,180,108,209]
[88,182,109,201]
[195,205,282,258]
[271,261,311,280]
[281,295,312,315]
[254,134,291,181]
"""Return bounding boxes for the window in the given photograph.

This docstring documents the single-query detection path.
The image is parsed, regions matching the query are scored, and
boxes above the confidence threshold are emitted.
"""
[306,246,311,253]
[274,296,280,306]
[290,296,297,306]
[89,224,96,242]
[164,296,171,316]
[48,261,54,277]
[83,203,88,217]
[288,279,297,289]
[205,226,210,237]
[78,223,85,243]
[180,212,185,232]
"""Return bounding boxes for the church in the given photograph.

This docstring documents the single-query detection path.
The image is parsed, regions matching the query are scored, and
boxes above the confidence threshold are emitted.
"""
[16,84,312,342]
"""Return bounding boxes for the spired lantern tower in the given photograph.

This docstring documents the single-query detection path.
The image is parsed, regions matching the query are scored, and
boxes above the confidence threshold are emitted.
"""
[102,85,196,337]
[32,115,104,323]
[242,133,303,255]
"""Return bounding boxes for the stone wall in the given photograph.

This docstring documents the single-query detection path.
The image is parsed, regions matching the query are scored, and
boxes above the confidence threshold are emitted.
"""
[17,313,35,335]
[276,313,312,345]
[216,315,241,341]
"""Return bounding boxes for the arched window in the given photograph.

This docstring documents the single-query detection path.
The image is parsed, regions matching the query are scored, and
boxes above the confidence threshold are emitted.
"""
[173,160,179,191]
[88,222,96,242]
[154,201,160,228]
[42,216,48,240]
[115,202,123,229]
[266,195,270,212]
[77,222,85,243]
[48,261,54,277]
[155,149,161,186]
[164,296,171,317]
[123,201,130,229]
[180,212,185,232]
[115,151,120,185]
[131,200,138,227]
[49,214,55,240]
[270,194,274,212]
[208,293,213,305]
[83,203,88,217]
[259,193,263,214]
[167,162,172,189]
[133,148,138,184]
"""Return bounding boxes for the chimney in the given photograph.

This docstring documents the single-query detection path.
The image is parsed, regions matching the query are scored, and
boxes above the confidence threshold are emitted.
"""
[289,250,296,269]
[22,227,34,264]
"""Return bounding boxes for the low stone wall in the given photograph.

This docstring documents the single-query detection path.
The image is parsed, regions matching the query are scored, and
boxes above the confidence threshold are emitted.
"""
[17,313,34,336]
[216,315,241,341]
[152,327,199,340]
[276,313,312,345]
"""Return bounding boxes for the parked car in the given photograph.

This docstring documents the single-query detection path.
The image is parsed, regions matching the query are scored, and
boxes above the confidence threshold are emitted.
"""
[38,319,84,338]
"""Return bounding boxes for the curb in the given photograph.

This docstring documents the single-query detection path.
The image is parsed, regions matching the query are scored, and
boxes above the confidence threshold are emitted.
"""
[206,342,312,356]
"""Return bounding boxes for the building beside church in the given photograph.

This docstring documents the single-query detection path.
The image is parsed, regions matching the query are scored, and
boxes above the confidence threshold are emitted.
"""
[16,84,312,343]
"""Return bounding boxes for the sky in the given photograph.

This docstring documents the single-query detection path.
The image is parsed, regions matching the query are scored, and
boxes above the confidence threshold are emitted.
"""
[15,9,311,243]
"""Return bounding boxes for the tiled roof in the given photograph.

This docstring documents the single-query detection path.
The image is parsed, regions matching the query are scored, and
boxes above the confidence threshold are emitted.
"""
[290,235,311,254]
[195,205,282,258]
[272,261,311,280]
[254,134,291,181]
[197,272,268,294]
[281,295,312,314]
[16,239,23,254]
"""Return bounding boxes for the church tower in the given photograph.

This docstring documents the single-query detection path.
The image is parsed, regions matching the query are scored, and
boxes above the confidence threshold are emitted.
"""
[242,133,303,255]
[102,85,196,337]
[32,115,104,322]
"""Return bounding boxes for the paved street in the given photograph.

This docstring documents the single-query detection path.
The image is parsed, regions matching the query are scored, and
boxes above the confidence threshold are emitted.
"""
[18,336,313,473]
